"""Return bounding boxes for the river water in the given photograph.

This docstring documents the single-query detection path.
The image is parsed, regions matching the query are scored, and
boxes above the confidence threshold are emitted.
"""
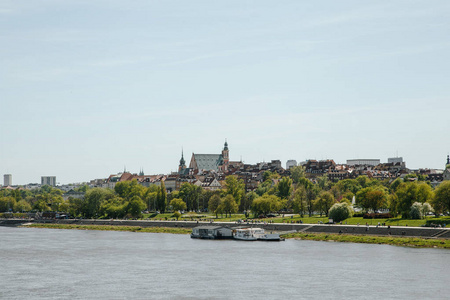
[0,227,449,300]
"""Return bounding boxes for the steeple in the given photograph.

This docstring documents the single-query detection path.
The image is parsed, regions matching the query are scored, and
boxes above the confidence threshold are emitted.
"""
[446,154,450,169]
[224,139,228,151]
[179,149,186,173]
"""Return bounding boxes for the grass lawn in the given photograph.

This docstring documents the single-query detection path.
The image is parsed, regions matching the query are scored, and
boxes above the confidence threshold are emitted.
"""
[282,232,450,249]
[140,212,450,228]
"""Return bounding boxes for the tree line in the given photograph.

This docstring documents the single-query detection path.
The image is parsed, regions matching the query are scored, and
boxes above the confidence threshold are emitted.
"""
[1,166,450,220]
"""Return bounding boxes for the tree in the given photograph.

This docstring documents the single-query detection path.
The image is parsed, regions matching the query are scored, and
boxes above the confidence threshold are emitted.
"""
[208,194,221,218]
[170,198,187,212]
[0,196,16,212]
[315,191,335,217]
[218,195,239,218]
[179,183,202,211]
[317,175,331,191]
[83,188,114,218]
[252,194,282,217]
[290,165,305,184]
[277,177,293,199]
[396,182,433,218]
[336,179,362,195]
[100,196,127,219]
[292,187,307,217]
[158,181,167,213]
[306,185,319,217]
[356,187,387,212]
[241,191,258,212]
[432,181,450,215]
[224,176,245,206]
[14,199,32,212]
[328,202,353,222]
[127,195,146,218]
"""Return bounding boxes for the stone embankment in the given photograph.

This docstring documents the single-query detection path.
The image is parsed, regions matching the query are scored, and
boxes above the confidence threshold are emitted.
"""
[1,218,449,239]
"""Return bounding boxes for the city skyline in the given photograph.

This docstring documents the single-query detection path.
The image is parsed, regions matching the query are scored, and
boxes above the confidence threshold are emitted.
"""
[1,1,450,184]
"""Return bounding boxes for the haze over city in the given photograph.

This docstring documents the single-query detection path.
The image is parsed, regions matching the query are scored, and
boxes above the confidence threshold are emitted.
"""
[1,0,449,185]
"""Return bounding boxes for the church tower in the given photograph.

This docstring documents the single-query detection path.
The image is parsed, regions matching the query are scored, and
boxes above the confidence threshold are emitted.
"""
[178,150,186,173]
[222,139,229,171]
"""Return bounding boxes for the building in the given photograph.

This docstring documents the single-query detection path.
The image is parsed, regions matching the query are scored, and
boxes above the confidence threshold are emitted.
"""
[41,176,56,186]
[346,159,380,166]
[286,160,297,170]
[3,174,12,186]
[189,140,242,173]
[388,157,403,164]
[444,155,450,181]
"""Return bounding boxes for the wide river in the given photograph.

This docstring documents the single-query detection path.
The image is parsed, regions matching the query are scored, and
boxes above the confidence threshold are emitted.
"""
[0,227,449,299]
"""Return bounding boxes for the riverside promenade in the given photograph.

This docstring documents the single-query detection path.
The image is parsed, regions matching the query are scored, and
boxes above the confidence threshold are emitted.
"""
[1,218,449,239]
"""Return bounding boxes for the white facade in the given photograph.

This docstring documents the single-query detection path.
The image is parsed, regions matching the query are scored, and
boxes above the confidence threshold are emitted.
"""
[41,176,56,186]
[286,160,297,169]
[346,159,380,166]
[3,174,12,186]
[388,157,403,164]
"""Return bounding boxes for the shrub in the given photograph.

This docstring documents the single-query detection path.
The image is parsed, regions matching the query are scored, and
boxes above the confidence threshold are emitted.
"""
[410,202,423,219]
[328,202,353,222]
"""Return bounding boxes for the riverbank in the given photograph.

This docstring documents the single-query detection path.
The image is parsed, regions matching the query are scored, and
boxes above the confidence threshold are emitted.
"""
[21,223,450,249]
[283,232,450,249]
[23,223,191,234]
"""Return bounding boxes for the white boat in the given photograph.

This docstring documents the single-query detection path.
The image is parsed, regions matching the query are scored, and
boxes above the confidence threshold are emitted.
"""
[232,227,265,241]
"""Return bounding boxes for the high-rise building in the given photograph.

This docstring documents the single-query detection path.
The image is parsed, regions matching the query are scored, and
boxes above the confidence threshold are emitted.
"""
[41,176,56,186]
[3,174,12,186]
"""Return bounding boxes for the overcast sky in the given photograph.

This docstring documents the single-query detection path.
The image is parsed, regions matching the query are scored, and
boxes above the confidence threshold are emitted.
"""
[1,0,449,185]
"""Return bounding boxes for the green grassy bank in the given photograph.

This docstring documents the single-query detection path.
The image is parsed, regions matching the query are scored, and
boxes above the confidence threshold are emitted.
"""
[282,232,450,249]
[23,223,191,234]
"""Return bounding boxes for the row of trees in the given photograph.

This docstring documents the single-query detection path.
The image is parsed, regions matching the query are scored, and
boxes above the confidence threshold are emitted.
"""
[1,166,449,220]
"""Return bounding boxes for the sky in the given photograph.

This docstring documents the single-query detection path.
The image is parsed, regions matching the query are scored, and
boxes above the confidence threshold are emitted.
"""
[1,0,450,185]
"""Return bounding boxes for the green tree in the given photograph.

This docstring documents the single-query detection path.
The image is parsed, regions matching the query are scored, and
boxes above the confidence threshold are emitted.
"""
[218,195,239,217]
[315,191,335,217]
[336,179,362,195]
[208,194,221,218]
[252,194,283,217]
[0,196,16,212]
[290,165,305,184]
[277,176,293,200]
[179,183,202,211]
[396,182,433,218]
[224,176,245,206]
[432,181,450,215]
[158,181,167,213]
[127,195,146,218]
[241,191,258,212]
[14,199,32,212]
[170,198,187,212]
[100,196,127,219]
[292,186,307,217]
[356,187,387,212]
[83,188,114,218]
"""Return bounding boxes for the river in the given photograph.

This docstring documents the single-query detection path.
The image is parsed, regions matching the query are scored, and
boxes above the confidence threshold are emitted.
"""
[0,227,448,299]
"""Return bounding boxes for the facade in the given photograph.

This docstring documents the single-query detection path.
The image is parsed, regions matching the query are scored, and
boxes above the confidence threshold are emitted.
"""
[3,174,12,186]
[286,160,297,169]
[346,159,380,166]
[41,176,56,186]
[444,155,450,181]
[388,157,403,164]
[189,141,230,173]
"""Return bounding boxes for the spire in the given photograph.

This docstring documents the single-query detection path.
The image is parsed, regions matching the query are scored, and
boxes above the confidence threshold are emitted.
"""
[447,154,450,165]
[179,148,186,166]
[224,138,228,150]
[124,165,126,173]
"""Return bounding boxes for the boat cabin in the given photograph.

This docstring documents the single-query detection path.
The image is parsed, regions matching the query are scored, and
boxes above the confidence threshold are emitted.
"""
[191,226,233,239]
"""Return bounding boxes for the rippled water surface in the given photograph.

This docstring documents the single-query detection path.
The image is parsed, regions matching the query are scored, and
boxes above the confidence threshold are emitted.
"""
[0,227,449,299]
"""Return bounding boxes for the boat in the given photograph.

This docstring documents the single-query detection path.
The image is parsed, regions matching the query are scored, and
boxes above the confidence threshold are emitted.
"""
[232,227,263,241]
[232,227,285,241]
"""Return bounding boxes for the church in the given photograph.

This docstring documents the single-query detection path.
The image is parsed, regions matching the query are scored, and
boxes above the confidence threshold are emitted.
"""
[178,140,241,174]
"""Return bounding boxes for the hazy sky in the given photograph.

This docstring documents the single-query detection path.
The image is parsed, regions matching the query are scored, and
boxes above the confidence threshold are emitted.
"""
[1,0,449,185]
